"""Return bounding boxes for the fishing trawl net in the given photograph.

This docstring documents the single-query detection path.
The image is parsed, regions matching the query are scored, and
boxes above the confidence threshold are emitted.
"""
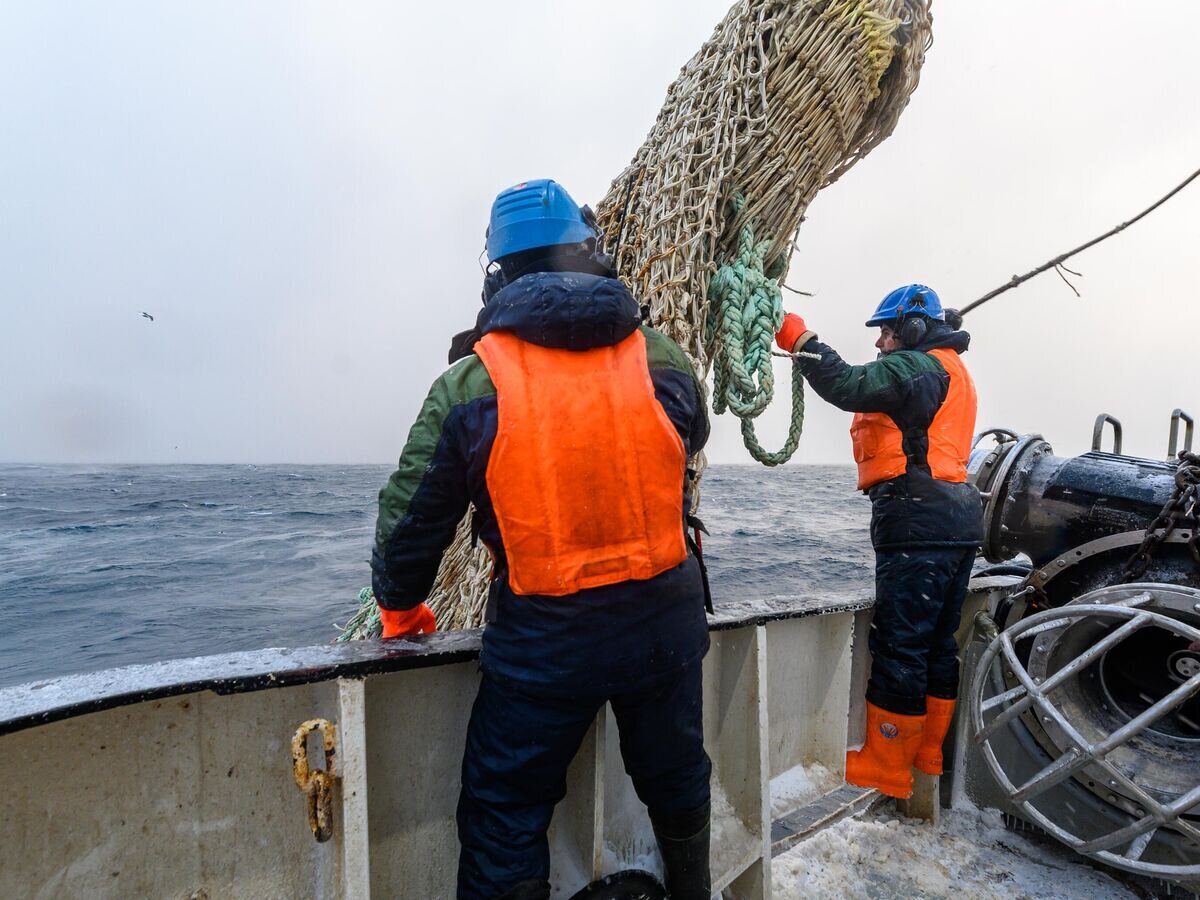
[343,0,933,638]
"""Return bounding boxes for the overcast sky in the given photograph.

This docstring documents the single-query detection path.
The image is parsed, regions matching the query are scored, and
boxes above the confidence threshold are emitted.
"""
[2,1,1197,467]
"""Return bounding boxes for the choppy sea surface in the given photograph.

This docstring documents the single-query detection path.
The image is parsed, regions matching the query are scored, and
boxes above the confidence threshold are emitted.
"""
[0,464,872,689]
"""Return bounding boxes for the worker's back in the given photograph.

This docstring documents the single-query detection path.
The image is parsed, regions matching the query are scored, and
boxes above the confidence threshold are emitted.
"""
[374,268,710,694]
[373,179,714,900]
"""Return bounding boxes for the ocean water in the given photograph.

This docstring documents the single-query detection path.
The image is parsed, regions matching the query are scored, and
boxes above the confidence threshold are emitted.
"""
[0,464,872,689]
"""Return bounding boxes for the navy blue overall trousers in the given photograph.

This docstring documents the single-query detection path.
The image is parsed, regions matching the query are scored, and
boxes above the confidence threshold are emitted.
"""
[455,662,710,900]
[866,546,975,716]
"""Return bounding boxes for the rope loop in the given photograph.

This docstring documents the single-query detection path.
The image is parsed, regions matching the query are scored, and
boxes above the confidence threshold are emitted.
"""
[709,194,805,466]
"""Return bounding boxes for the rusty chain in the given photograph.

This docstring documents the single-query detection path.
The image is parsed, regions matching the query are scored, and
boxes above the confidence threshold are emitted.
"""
[291,718,338,842]
[1121,451,1200,582]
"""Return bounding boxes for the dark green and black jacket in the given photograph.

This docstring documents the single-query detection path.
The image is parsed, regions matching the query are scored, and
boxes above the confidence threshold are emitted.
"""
[372,271,710,694]
[794,325,984,550]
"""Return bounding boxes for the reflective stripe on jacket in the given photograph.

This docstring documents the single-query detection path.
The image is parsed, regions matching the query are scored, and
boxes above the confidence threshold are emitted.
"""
[851,347,977,490]
[475,329,689,596]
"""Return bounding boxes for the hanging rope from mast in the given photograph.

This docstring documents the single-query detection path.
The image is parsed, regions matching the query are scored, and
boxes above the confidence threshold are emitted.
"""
[961,165,1200,317]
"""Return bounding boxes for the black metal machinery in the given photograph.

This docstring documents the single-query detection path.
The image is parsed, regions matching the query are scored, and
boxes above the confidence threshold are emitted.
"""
[962,409,1200,886]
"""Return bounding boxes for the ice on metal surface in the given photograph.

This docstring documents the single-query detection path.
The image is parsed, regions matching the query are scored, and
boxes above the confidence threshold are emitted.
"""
[772,801,1140,899]
[710,780,756,880]
[769,761,841,820]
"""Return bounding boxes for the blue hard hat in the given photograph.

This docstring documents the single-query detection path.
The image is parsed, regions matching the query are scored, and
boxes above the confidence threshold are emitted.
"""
[485,179,597,264]
[865,284,944,327]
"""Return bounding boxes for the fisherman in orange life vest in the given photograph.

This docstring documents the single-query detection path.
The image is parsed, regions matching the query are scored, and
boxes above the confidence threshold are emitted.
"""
[372,180,713,900]
[776,286,983,799]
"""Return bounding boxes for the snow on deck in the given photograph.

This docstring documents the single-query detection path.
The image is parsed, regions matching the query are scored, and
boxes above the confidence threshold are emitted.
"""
[770,761,841,820]
[771,801,1139,899]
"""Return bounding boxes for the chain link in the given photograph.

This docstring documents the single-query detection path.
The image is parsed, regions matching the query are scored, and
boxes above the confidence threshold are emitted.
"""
[1120,450,1200,581]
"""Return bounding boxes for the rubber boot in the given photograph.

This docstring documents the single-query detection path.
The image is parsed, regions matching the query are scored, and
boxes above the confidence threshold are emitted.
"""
[651,801,711,900]
[567,870,666,900]
[914,696,956,776]
[497,879,551,900]
[845,701,925,799]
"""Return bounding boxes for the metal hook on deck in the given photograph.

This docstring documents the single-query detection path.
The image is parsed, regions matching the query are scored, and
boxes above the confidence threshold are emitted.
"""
[291,718,338,842]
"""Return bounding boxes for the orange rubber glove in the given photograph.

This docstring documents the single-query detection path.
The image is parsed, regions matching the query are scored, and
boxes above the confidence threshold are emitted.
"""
[775,312,810,353]
[380,603,437,639]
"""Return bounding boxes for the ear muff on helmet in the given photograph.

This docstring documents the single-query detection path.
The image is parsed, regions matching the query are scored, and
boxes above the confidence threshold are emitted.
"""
[479,229,507,304]
[897,315,928,347]
[895,291,930,346]
[579,204,617,274]
[580,204,599,233]
[481,264,507,305]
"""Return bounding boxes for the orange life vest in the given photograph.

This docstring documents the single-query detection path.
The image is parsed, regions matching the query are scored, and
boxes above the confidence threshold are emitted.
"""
[474,329,689,597]
[850,348,977,491]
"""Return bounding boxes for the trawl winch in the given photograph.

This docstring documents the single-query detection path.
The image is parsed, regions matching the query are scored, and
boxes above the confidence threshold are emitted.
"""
[960,410,1200,887]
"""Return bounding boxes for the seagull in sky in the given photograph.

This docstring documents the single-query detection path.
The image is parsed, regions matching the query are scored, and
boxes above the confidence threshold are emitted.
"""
[140,311,154,322]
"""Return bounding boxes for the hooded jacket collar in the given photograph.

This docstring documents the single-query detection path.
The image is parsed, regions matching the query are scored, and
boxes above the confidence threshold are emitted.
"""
[477,272,642,351]
[913,322,971,354]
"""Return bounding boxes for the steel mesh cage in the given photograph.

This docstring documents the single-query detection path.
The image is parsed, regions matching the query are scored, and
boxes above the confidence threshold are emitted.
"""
[970,591,1200,880]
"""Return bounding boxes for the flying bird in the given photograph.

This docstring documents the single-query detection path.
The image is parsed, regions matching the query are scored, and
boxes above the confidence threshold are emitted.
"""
[140,311,154,322]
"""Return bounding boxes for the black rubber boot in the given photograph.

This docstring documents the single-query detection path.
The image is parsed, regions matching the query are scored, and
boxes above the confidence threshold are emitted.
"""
[497,878,551,900]
[567,869,666,900]
[650,801,711,899]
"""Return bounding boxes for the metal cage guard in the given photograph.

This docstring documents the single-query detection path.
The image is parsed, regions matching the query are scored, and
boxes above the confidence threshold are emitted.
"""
[970,593,1200,880]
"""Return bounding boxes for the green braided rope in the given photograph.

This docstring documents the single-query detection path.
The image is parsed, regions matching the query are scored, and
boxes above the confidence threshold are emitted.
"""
[708,194,805,467]
[335,586,381,641]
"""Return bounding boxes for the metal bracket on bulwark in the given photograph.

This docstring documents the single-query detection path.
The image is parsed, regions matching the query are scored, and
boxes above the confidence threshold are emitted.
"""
[292,718,339,842]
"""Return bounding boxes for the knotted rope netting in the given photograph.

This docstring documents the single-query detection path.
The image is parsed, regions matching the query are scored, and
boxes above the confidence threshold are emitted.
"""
[340,0,933,638]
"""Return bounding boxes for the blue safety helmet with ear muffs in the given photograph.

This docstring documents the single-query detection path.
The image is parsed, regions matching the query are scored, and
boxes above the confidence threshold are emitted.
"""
[485,179,598,265]
[866,284,944,347]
